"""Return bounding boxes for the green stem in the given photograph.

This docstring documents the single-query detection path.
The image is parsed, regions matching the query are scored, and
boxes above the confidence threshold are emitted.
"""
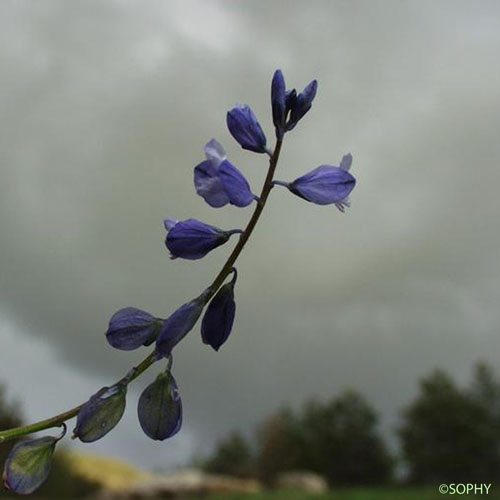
[0,138,283,443]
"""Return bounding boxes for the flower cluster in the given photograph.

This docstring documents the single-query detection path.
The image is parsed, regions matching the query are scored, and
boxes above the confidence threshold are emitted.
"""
[1,69,356,495]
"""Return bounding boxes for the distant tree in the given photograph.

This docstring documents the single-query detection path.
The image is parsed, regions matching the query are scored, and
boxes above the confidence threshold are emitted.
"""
[301,391,393,486]
[256,408,306,484]
[399,365,500,484]
[204,431,254,478]
[256,391,393,486]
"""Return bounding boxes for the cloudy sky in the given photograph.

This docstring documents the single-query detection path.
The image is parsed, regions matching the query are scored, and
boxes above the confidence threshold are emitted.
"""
[1,0,500,470]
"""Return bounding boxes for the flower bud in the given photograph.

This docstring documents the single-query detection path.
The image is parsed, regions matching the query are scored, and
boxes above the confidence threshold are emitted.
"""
[3,426,66,495]
[271,69,286,139]
[288,164,355,210]
[201,269,237,351]
[226,105,267,154]
[106,307,162,351]
[164,218,240,260]
[156,293,208,357]
[138,371,182,440]
[286,79,318,131]
[73,384,127,443]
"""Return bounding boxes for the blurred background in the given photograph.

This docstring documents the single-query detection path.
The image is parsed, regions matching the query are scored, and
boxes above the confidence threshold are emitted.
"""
[1,0,500,498]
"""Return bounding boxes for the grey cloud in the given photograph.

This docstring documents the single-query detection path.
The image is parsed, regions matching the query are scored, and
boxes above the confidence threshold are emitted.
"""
[1,0,500,466]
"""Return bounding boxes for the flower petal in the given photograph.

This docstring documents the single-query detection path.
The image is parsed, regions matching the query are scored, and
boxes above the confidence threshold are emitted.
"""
[204,139,226,167]
[340,153,353,171]
[194,160,230,208]
[218,160,254,207]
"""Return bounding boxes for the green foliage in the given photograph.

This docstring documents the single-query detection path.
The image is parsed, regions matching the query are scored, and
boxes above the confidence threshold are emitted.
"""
[208,486,487,500]
[256,391,393,486]
[399,362,500,483]
[256,408,306,484]
[204,431,254,478]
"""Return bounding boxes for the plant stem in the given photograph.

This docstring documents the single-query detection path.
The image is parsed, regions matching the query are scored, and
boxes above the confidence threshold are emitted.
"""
[0,138,283,443]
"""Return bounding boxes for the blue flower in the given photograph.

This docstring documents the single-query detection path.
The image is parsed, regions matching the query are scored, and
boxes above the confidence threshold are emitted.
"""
[106,307,161,351]
[73,383,127,443]
[201,268,237,351]
[194,139,254,208]
[164,218,242,260]
[156,293,208,357]
[227,104,267,154]
[276,154,355,211]
[138,370,182,441]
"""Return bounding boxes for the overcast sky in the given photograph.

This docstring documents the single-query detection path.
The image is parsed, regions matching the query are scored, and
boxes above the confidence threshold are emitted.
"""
[1,0,500,471]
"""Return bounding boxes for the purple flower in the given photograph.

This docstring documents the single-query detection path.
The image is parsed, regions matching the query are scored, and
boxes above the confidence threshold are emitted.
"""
[106,307,161,351]
[73,384,127,443]
[164,218,242,260]
[276,154,355,211]
[138,371,182,441]
[194,139,254,208]
[156,293,208,357]
[227,104,267,154]
[2,428,65,495]
[271,70,286,139]
[201,268,237,351]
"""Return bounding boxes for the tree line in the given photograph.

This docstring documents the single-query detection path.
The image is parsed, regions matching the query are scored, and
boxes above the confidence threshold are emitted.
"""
[203,362,500,486]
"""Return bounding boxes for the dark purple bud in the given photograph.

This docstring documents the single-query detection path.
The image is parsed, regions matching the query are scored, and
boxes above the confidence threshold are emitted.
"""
[219,160,254,207]
[227,105,267,154]
[288,164,355,209]
[106,307,161,351]
[73,383,127,443]
[2,426,66,495]
[138,371,182,440]
[156,293,208,357]
[286,80,318,131]
[164,218,240,260]
[201,269,237,351]
[271,70,286,139]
